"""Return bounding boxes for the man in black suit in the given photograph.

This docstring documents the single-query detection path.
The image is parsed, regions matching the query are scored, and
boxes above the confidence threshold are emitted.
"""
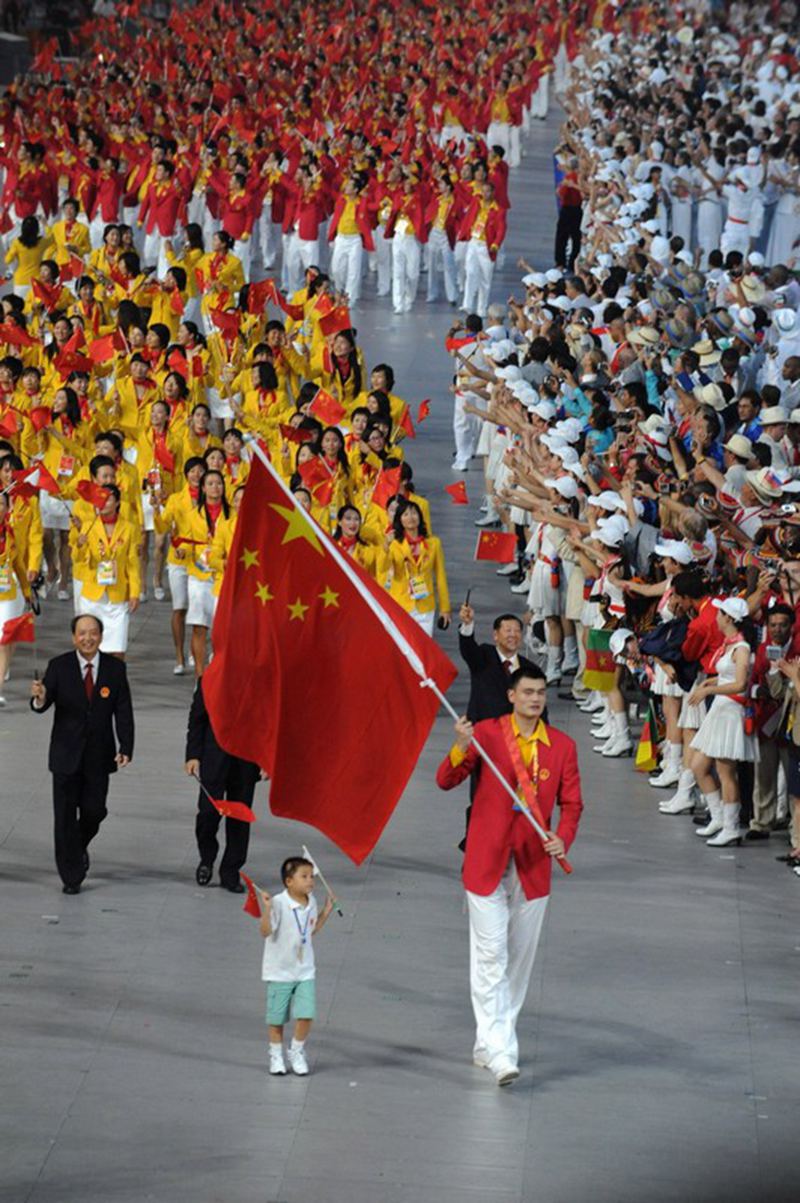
[456,603,537,848]
[184,677,260,893]
[30,614,134,894]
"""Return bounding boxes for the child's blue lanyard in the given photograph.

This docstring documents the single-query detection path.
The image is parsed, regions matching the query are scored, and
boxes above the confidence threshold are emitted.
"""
[293,907,311,948]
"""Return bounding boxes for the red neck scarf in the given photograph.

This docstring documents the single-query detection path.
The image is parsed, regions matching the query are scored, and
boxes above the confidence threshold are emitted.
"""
[206,499,223,533]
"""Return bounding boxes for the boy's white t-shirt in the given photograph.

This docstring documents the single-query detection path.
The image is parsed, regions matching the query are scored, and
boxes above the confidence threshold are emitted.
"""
[261,889,318,983]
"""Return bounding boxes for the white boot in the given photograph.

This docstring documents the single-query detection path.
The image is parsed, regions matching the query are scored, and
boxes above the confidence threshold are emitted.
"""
[562,635,579,675]
[706,802,743,847]
[579,691,604,714]
[695,790,723,838]
[600,711,633,757]
[649,743,683,789]
[659,768,696,814]
[591,701,613,740]
[545,644,563,685]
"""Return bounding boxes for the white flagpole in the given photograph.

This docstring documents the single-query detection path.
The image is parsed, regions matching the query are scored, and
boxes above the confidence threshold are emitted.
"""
[243,437,554,853]
[301,844,344,917]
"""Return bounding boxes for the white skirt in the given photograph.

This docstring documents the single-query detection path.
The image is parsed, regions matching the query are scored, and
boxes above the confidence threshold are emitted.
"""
[652,663,683,698]
[528,559,564,619]
[142,489,155,533]
[40,491,73,531]
[207,387,234,421]
[79,597,130,653]
[410,609,435,636]
[476,421,493,457]
[679,688,706,730]
[187,575,215,627]
[167,563,189,611]
[690,695,756,762]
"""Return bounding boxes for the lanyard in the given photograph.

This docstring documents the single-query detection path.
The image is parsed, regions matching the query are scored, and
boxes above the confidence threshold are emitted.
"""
[292,906,311,956]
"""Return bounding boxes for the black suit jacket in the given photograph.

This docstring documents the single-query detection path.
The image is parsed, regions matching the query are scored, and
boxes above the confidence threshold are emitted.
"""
[31,651,135,776]
[185,678,260,787]
[458,632,537,722]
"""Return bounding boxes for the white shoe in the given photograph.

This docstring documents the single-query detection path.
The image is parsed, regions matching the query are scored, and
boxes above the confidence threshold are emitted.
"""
[579,695,604,714]
[696,816,723,837]
[495,1062,520,1087]
[188,655,195,668]
[474,514,499,527]
[57,589,70,601]
[658,794,694,815]
[451,461,469,472]
[706,827,743,847]
[0,696,6,708]
[601,737,633,758]
[509,579,529,594]
[591,721,613,741]
[138,590,147,603]
[473,1047,491,1070]
[154,586,166,601]
[269,1046,287,1075]
[287,1044,309,1075]
[561,657,579,676]
[173,664,185,676]
[496,562,518,576]
[648,766,681,789]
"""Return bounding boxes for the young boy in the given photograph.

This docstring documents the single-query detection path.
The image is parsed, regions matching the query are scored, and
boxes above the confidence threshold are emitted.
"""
[258,856,334,1076]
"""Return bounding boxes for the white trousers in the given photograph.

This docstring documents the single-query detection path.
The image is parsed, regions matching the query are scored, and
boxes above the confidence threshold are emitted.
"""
[467,859,548,1070]
[391,233,420,313]
[453,390,480,468]
[462,240,494,317]
[426,228,457,303]
[286,234,319,294]
[531,74,549,119]
[374,224,392,296]
[486,121,511,160]
[720,219,751,258]
[330,233,363,303]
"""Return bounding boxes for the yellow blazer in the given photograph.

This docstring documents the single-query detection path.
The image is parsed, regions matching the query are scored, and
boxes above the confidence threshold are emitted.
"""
[381,535,450,616]
[71,515,141,602]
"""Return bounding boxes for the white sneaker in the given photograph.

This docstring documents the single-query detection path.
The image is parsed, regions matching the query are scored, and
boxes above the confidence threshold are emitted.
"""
[496,562,518,576]
[509,579,529,594]
[287,1044,309,1075]
[57,589,70,601]
[473,1047,491,1070]
[154,586,166,601]
[269,1046,287,1075]
[138,590,147,603]
[0,696,6,708]
[451,461,469,472]
[188,655,195,668]
[173,664,185,676]
[649,766,681,789]
[474,514,499,527]
[579,695,604,714]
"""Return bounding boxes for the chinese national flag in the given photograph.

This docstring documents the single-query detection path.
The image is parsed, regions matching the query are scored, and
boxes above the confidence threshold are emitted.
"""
[279,423,315,445]
[416,398,431,424]
[76,480,111,509]
[445,480,469,505]
[211,308,241,340]
[169,289,185,316]
[0,410,18,439]
[240,872,262,918]
[11,464,59,498]
[475,530,517,563]
[153,438,176,473]
[210,797,256,823]
[203,455,457,863]
[87,333,123,363]
[32,278,62,312]
[1,612,35,645]
[0,210,12,235]
[308,388,346,426]
[318,304,352,338]
[246,278,275,314]
[28,406,52,432]
[372,465,402,510]
[397,404,415,439]
[0,323,37,348]
[60,253,85,283]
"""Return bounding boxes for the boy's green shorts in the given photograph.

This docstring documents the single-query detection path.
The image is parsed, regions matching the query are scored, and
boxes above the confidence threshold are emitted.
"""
[266,979,316,1025]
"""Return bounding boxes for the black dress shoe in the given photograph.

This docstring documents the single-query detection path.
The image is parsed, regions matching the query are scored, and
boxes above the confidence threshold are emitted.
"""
[82,850,90,873]
[744,829,770,842]
[221,879,245,894]
[195,863,213,886]
[62,884,81,895]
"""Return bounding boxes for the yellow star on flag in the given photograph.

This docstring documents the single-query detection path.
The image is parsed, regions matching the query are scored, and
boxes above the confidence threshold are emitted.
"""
[318,585,339,608]
[269,503,324,555]
[287,596,310,621]
[254,581,274,605]
[240,547,259,569]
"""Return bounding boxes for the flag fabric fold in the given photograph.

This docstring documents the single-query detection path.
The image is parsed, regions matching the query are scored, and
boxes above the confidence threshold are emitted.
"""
[203,453,457,864]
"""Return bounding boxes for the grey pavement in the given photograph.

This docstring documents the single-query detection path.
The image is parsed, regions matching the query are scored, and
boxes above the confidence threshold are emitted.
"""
[1,109,798,1203]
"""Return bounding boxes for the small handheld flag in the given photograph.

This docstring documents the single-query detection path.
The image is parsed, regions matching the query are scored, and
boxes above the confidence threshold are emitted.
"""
[475,530,517,563]
[445,480,469,505]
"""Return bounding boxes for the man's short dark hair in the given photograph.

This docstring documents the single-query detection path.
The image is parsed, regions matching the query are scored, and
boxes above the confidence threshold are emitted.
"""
[71,614,104,636]
[672,570,708,600]
[493,613,523,631]
[767,603,795,623]
[508,665,546,690]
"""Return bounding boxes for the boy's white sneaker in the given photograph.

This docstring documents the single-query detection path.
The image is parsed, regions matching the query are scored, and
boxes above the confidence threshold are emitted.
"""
[287,1044,309,1076]
[269,1046,287,1075]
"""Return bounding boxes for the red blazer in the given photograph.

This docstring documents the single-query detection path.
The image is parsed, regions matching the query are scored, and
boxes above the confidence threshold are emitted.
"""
[139,181,182,236]
[682,596,725,675]
[282,189,323,240]
[457,198,507,261]
[89,172,124,222]
[436,719,583,900]
[327,194,375,251]
[385,193,429,244]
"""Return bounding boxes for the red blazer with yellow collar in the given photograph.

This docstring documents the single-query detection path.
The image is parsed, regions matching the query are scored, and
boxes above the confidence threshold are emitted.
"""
[436,718,583,900]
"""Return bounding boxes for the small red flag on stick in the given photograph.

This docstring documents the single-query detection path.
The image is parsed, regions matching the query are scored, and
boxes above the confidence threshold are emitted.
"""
[240,872,262,918]
[308,388,346,426]
[76,480,112,509]
[279,423,316,445]
[445,480,469,505]
[1,612,35,645]
[416,398,431,424]
[397,405,415,439]
[475,530,517,563]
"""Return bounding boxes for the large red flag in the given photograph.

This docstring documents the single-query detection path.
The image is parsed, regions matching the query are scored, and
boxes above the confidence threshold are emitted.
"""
[203,454,457,863]
[308,388,346,426]
[475,530,517,563]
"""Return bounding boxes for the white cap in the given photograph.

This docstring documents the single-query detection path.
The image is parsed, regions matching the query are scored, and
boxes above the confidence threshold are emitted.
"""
[545,268,563,284]
[553,417,583,444]
[712,596,749,622]
[650,235,671,262]
[543,476,579,499]
[530,400,556,421]
[521,273,538,286]
[609,627,635,657]
[594,516,628,546]
[588,490,626,512]
[653,539,694,565]
[495,365,522,381]
[774,308,800,335]
[551,295,572,311]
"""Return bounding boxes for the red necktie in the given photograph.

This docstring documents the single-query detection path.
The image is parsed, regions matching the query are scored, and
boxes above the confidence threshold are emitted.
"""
[84,663,94,702]
[502,659,513,675]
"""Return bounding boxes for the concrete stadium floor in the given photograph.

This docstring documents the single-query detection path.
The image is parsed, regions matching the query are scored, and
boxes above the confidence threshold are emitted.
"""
[1,109,797,1203]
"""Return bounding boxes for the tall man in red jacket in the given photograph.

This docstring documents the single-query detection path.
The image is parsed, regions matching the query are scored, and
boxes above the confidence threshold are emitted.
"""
[436,665,582,1086]
[459,181,506,318]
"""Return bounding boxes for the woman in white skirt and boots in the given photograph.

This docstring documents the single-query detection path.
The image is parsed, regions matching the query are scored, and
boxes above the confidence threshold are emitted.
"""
[688,597,756,847]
